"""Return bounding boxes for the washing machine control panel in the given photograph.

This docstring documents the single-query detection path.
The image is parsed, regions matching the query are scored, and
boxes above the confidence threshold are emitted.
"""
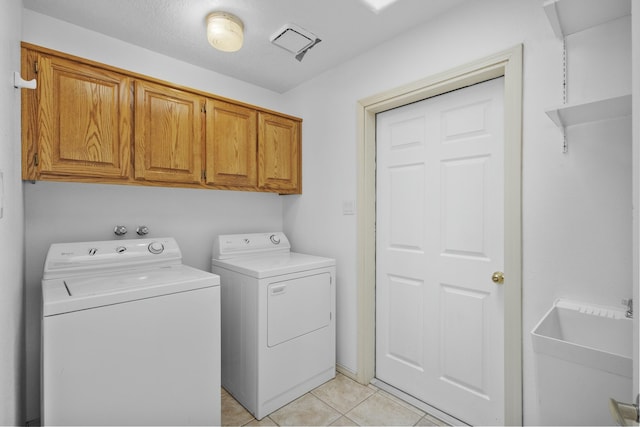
[148,241,165,254]
[43,237,181,279]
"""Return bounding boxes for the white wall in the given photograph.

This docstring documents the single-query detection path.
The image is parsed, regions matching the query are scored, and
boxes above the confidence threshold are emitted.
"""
[20,1,634,424]
[21,11,289,421]
[0,1,25,425]
[282,0,632,424]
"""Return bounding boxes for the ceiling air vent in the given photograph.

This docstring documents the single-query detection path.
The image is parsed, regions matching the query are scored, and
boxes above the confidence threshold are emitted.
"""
[270,24,321,62]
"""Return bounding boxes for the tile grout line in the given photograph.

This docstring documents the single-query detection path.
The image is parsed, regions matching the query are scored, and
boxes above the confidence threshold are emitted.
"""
[227,374,447,427]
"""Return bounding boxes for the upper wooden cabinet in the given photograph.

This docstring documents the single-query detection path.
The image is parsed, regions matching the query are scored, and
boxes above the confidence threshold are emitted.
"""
[21,43,302,194]
[258,112,301,194]
[134,80,203,184]
[205,99,257,189]
[22,50,132,180]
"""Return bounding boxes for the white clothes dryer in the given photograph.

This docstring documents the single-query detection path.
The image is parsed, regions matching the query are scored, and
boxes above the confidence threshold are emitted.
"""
[41,237,220,426]
[211,232,336,420]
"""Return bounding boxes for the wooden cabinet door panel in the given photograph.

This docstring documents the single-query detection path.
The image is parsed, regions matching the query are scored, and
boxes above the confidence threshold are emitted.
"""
[258,112,301,194]
[205,99,257,188]
[135,81,203,184]
[37,55,131,178]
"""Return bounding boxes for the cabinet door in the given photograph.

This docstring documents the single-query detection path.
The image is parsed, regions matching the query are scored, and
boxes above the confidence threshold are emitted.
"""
[135,80,203,184]
[205,99,257,188]
[36,55,131,179]
[258,112,301,194]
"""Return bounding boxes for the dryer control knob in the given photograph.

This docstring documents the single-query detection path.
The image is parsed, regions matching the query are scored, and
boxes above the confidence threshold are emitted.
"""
[148,241,164,254]
[270,234,281,245]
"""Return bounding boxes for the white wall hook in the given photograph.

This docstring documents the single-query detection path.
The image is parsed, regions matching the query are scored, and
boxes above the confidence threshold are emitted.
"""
[14,71,37,90]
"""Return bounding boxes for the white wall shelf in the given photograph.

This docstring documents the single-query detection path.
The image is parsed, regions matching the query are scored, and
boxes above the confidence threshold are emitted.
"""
[543,0,630,38]
[545,94,632,129]
[543,0,631,152]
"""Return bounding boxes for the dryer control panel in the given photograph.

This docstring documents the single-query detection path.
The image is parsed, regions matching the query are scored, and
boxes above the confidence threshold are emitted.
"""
[213,232,290,260]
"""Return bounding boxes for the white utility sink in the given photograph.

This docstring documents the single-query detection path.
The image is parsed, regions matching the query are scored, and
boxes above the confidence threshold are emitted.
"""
[532,299,633,425]
[532,299,632,377]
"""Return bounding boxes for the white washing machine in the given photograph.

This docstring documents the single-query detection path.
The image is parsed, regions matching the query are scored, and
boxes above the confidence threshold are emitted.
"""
[41,237,221,426]
[211,232,336,420]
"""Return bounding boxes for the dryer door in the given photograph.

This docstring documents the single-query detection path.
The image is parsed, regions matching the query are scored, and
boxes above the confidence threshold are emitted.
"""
[267,272,331,347]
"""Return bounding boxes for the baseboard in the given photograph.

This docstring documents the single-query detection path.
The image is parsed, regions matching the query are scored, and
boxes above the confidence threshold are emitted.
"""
[335,363,362,384]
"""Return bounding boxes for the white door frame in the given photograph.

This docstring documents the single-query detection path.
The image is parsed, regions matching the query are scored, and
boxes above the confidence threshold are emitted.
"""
[355,45,523,425]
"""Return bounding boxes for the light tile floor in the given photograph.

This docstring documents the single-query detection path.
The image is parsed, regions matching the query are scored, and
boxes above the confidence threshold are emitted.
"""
[222,374,449,426]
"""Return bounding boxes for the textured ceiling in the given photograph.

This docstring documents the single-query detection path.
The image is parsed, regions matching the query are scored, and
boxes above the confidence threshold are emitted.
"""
[23,0,467,93]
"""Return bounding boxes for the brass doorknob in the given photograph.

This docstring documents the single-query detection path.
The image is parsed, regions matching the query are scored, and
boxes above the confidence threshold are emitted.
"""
[492,271,504,284]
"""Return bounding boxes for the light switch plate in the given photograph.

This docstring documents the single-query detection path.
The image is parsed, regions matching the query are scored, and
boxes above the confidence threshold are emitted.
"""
[342,200,355,215]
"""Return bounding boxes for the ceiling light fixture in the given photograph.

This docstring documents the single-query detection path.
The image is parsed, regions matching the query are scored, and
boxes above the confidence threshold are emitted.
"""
[206,12,244,52]
[359,0,399,13]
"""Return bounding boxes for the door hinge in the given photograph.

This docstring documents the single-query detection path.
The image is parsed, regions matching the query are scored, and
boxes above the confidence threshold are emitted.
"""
[34,61,39,74]
[201,170,206,180]
[201,102,206,114]
[33,153,39,166]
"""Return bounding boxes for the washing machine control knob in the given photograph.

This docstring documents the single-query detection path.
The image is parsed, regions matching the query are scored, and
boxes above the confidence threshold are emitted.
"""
[148,241,164,254]
[270,234,281,245]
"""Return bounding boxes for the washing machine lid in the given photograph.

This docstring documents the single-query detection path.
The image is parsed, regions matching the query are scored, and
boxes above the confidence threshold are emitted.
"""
[43,264,219,316]
[211,252,335,279]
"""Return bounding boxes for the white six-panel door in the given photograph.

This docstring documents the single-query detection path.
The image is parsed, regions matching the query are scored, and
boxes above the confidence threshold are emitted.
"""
[375,77,505,425]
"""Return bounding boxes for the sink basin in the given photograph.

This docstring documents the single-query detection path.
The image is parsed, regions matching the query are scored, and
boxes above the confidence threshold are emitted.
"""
[531,299,632,377]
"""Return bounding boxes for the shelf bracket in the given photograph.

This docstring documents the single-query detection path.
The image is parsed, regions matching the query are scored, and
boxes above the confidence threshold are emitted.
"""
[545,109,568,153]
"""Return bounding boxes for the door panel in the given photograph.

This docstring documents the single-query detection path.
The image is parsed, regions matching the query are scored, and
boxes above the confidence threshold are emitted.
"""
[441,156,490,257]
[440,284,490,395]
[376,78,505,425]
[389,164,425,250]
[386,275,424,369]
[37,55,131,178]
[205,99,257,188]
[134,80,203,184]
[258,112,301,193]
